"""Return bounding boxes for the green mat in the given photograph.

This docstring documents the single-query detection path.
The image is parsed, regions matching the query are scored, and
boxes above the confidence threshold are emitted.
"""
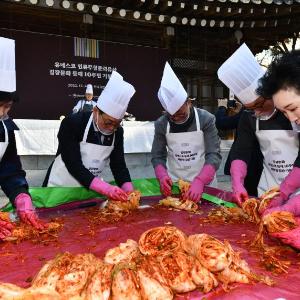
[1,178,235,211]
[201,193,236,208]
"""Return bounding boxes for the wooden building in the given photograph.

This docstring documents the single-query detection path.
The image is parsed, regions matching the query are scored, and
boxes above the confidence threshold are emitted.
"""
[0,0,299,118]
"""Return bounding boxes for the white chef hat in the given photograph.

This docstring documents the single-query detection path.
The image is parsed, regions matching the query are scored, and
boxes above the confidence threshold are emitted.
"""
[0,37,16,93]
[158,62,187,115]
[217,43,265,105]
[97,71,135,119]
[85,84,93,94]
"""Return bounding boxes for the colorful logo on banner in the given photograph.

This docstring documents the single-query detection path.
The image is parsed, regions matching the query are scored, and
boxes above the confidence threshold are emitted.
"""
[74,37,100,59]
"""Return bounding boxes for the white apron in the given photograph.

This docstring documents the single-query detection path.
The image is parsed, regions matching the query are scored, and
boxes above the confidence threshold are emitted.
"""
[47,114,115,187]
[255,118,300,196]
[166,108,217,185]
[0,121,9,161]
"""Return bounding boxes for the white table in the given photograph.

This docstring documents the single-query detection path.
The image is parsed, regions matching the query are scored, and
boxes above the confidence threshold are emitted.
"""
[14,119,155,155]
[14,119,233,156]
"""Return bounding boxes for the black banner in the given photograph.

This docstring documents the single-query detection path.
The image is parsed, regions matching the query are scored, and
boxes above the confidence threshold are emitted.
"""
[0,29,168,120]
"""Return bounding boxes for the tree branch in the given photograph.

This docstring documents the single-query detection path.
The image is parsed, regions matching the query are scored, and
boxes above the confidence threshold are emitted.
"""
[259,63,269,68]
[281,41,289,52]
[257,51,270,67]
[292,32,299,50]
[274,44,285,54]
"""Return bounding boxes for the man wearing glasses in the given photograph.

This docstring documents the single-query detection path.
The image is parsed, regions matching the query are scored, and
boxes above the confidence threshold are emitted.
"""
[218,43,300,208]
[151,62,221,203]
[44,71,135,202]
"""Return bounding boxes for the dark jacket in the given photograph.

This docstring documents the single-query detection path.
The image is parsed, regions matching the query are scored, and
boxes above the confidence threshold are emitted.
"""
[215,107,263,197]
[215,106,243,131]
[0,119,29,205]
[43,112,131,188]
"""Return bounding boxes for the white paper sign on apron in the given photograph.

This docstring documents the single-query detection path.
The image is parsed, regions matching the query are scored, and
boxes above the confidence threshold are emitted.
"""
[255,118,300,196]
[0,121,9,161]
[166,108,217,186]
[47,114,115,187]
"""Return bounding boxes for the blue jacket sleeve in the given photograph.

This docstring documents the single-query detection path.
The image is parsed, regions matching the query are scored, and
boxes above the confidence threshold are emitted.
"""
[0,125,29,205]
[215,107,242,130]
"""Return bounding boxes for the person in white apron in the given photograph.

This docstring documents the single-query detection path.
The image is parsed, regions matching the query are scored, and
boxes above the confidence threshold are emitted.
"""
[73,84,97,113]
[44,71,136,202]
[151,62,221,203]
[257,50,300,130]
[0,37,46,241]
[218,43,300,208]
[255,50,300,216]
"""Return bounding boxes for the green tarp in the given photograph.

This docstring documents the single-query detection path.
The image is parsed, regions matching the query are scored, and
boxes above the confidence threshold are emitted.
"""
[2,178,235,211]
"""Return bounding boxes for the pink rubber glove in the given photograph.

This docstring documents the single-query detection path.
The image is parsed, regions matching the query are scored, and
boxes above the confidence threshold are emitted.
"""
[279,167,300,200]
[261,194,286,214]
[264,167,300,214]
[230,160,249,207]
[0,220,14,241]
[263,194,300,217]
[15,193,47,230]
[184,164,216,203]
[90,177,128,202]
[121,182,134,193]
[154,164,173,197]
[270,219,300,250]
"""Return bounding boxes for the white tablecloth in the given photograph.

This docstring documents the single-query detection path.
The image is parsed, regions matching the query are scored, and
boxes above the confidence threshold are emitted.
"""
[122,121,154,153]
[14,119,232,156]
[14,119,155,155]
[14,119,61,155]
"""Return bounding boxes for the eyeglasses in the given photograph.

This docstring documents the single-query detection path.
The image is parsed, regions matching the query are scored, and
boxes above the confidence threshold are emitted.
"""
[99,113,122,129]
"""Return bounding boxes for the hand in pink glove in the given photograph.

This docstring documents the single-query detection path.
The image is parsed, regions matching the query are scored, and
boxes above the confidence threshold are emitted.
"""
[184,164,216,203]
[0,220,14,241]
[230,160,249,207]
[263,167,300,215]
[263,194,300,217]
[90,177,128,202]
[260,194,286,215]
[279,167,300,200]
[154,165,173,197]
[121,182,134,193]
[270,223,300,250]
[15,193,47,230]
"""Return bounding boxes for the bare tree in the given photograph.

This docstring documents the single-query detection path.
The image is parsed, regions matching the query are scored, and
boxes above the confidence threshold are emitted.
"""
[291,32,299,50]
[256,51,270,68]
[272,32,299,56]
[257,32,300,67]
